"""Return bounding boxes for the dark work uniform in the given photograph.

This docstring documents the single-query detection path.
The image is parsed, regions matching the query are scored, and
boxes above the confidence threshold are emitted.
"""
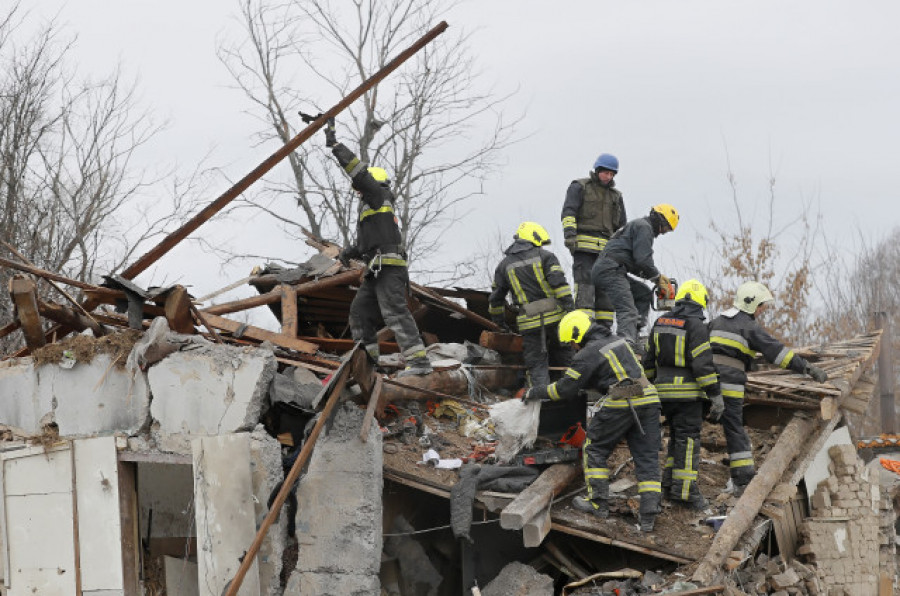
[590,213,666,344]
[488,240,575,387]
[561,173,627,324]
[708,307,812,486]
[643,301,720,503]
[331,143,427,363]
[531,324,662,519]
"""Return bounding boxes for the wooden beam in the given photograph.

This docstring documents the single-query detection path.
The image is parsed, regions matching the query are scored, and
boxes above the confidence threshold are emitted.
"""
[9,276,45,350]
[280,284,298,337]
[692,413,815,585]
[163,285,195,334]
[202,268,363,316]
[120,21,450,281]
[200,312,319,354]
[523,505,552,548]
[410,282,500,331]
[500,464,580,530]
[36,300,105,337]
[544,541,589,580]
[379,367,518,403]
[479,330,523,353]
[359,375,383,443]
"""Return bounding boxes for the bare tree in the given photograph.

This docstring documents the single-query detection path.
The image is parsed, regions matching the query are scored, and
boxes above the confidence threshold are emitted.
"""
[0,6,208,345]
[691,154,821,343]
[217,0,518,268]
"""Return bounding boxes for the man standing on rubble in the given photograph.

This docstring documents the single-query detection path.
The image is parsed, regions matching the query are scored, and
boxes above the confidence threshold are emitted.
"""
[561,153,627,326]
[324,119,432,377]
[489,222,575,388]
[709,281,829,495]
[524,310,662,532]
[591,204,679,347]
[642,279,723,510]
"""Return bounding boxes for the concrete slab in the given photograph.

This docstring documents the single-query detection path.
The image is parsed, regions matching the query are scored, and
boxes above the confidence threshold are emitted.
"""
[149,345,275,446]
[248,426,285,596]
[0,355,150,437]
[290,403,382,591]
[192,434,261,596]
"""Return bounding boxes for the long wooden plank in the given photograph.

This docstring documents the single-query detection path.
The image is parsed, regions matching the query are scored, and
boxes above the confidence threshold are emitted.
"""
[410,282,499,331]
[201,312,318,354]
[121,20,449,280]
[500,464,580,530]
[280,284,298,337]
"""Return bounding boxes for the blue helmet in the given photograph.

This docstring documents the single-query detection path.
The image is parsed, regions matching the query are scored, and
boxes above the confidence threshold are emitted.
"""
[593,153,619,173]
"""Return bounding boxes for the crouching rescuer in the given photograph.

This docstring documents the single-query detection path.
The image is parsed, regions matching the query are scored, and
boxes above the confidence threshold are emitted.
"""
[709,281,829,495]
[488,222,575,388]
[524,310,662,532]
[642,279,723,510]
[325,118,432,377]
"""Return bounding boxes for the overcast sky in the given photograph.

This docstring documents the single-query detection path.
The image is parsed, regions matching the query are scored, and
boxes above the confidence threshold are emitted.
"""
[24,1,900,325]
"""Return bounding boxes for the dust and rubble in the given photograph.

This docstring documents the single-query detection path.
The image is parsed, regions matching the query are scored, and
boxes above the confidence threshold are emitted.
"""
[0,237,894,595]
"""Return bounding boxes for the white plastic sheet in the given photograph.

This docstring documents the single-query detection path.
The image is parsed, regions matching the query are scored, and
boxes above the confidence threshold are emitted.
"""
[488,399,541,463]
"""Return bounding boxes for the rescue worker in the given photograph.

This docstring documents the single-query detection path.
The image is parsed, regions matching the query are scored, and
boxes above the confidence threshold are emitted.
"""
[709,281,829,495]
[590,204,679,346]
[325,119,432,377]
[489,222,575,388]
[642,279,724,509]
[561,153,627,326]
[525,310,662,532]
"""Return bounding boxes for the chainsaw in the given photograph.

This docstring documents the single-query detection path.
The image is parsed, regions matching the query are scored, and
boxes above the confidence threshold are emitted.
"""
[652,277,677,311]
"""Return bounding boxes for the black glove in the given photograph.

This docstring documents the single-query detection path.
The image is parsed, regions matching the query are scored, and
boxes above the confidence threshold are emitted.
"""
[492,317,510,332]
[338,245,359,267]
[564,236,577,252]
[707,394,725,422]
[806,364,828,383]
[521,388,541,403]
[324,117,337,148]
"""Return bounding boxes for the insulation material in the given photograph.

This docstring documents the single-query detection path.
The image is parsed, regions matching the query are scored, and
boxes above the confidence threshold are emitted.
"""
[489,399,541,463]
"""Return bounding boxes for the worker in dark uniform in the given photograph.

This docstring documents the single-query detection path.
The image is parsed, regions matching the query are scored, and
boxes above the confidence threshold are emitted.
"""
[325,119,432,377]
[591,204,678,346]
[561,153,627,326]
[642,279,723,510]
[526,310,662,532]
[489,222,575,388]
[709,281,829,495]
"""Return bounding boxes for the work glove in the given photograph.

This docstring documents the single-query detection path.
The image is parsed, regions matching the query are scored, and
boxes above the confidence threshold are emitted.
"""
[657,273,672,293]
[707,394,725,422]
[338,245,359,267]
[564,236,577,252]
[805,364,828,383]
[492,318,511,333]
[323,117,337,148]
[521,388,541,403]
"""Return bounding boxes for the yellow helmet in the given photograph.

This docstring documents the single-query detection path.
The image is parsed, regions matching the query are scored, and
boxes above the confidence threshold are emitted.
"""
[559,310,593,344]
[515,221,551,246]
[651,204,679,231]
[734,281,774,314]
[368,166,389,183]
[674,278,708,308]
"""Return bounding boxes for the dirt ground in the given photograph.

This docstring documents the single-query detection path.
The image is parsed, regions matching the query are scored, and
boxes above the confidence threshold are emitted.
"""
[380,398,781,562]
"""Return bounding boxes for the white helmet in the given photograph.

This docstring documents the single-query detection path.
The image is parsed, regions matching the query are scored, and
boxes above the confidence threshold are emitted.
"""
[733,281,774,314]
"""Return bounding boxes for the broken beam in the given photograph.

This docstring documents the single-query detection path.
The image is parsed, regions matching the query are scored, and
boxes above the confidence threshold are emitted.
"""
[500,464,580,531]
[200,312,319,354]
[9,276,45,350]
[36,300,106,337]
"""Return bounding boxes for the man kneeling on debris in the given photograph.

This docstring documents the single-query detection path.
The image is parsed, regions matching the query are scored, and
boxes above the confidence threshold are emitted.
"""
[709,281,828,495]
[524,310,662,531]
[488,222,575,388]
[324,118,432,377]
[642,279,723,510]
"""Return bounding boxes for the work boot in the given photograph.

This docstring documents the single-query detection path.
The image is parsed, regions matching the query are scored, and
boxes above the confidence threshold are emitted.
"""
[572,496,609,519]
[731,470,755,498]
[397,356,433,378]
[686,491,709,511]
[638,492,661,533]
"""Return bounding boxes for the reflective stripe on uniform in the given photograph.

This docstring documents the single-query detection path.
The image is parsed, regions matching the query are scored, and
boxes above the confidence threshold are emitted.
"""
[574,234,608,251]
[585,467,609,480]
[548,383,561,401]
[696,372,718,388]
[360,204,395,221]
[721,383,745,399]
[729,450,754,468]
[516,309,564,330]
[345,157,364,177]
[595,310,614,321]
[638,481,661,494]
[565,369,581,380]
[710,330,756,357]
[677,437,698,500]
[603,394,660,408]
[774,347,795,369]
[691,341,711,358]
[488,304,505,315]
[562,216,577,231]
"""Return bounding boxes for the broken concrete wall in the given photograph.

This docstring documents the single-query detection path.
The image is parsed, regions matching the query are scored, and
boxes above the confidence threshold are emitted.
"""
[285,402,383,595]
[798,444,881,593]
[249,425,286,596]
[149,344,275,451]
[0,355,149,436]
